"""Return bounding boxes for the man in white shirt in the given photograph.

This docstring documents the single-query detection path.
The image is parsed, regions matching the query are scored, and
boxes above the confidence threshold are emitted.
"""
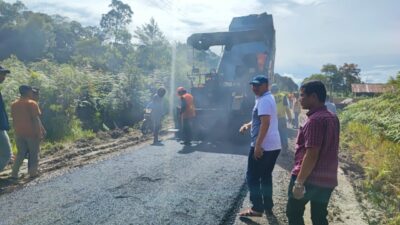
[239,75,281,217]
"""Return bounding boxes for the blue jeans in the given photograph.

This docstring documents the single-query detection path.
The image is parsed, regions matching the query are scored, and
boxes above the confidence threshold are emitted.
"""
[0,130,12,172]
[286,175,334,225]
[246,147,280,212]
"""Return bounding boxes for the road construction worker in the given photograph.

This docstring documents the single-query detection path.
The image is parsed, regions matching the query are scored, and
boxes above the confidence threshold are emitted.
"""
[271,84,292,150]
[0,66,12,173]
[177,87,196,146]
[147,87,166,145]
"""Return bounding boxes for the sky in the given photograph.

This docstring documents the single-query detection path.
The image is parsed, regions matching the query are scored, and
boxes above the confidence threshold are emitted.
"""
[5,0,400,84]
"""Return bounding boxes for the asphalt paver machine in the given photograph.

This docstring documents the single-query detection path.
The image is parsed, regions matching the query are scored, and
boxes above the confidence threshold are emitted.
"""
[182,12,276,143]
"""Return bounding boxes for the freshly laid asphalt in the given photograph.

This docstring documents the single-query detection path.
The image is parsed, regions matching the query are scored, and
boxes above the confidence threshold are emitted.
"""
[0,139,250,225]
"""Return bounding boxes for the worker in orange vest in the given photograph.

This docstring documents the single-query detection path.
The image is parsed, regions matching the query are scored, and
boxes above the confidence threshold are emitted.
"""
[177,87,196,145]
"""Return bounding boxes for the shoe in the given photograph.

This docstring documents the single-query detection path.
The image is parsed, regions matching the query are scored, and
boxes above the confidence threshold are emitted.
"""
[239,208,263,217]
[265,208,274,216]
[29,174,39,180]
[7,176,18,183]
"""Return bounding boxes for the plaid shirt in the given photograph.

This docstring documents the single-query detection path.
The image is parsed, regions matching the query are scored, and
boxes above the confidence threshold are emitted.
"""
[292,106,340,188]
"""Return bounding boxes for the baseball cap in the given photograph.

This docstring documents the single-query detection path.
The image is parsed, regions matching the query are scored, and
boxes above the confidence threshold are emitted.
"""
[249,75,268,85]
[0,66,10,75]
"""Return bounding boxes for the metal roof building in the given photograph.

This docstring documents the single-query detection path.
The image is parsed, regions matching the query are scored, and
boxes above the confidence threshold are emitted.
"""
[351,83,395,96]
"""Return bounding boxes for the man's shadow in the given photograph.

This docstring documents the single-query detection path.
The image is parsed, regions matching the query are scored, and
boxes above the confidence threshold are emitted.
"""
[177,141,248,156]
[239,213,282,225]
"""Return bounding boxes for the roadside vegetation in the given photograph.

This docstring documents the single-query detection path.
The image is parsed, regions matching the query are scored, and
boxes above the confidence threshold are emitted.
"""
[339,73,400,224]
[0,0,219,154]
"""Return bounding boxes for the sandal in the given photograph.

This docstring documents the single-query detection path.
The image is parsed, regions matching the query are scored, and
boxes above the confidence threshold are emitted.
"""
[239,208,263,217]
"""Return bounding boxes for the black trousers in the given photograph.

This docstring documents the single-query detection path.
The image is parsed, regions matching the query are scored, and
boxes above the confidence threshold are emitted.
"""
[246,147,280,212]
[286,175,334,225]
[182,118,193,143]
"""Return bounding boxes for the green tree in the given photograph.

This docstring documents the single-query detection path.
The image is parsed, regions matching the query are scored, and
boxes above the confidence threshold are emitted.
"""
[321,63,343,93]
[49,17,83,63]
[0,0,26,27]
[72,38,107,70]
[100,0,133,45]
[274,73,298,92]
[134,18,170,71]
[302,73,329,87]
[339,63,361,94]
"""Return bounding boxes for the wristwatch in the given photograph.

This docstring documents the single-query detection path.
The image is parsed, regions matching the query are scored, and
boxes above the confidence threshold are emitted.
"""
[294,180,304,189]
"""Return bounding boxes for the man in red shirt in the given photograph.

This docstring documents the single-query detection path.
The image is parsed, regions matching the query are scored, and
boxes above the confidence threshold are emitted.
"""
[286,81,340,225]
[11,85,44,179]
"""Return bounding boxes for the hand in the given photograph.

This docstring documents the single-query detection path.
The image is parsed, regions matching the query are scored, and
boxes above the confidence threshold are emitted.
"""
[239,123,250,134]
[253,145,263,160]
[292,184,305,199]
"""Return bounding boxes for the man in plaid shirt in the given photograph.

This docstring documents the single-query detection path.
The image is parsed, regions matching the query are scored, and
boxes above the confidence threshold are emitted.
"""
[286,80,340,225]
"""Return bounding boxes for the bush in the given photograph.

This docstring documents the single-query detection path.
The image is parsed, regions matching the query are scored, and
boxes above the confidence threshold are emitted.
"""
[340,94,400,143]
[340,75,400,224]
[341,122,400,223]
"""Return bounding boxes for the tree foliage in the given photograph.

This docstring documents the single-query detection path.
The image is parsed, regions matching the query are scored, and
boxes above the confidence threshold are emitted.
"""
[100,0,133,45]
[134,18,170,71]
[302,73,329,87]
[274,73,298,92]
[0,0,219,142]
[302,63,362,95]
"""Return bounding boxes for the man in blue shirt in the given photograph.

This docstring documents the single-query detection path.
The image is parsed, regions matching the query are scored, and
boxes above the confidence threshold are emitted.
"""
[0,66,12,172]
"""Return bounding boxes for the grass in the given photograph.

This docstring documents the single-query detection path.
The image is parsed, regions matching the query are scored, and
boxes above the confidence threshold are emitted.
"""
[339,91,400,224]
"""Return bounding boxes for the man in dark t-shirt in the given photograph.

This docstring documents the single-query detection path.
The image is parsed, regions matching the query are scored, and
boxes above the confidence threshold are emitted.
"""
[0,66,12,172]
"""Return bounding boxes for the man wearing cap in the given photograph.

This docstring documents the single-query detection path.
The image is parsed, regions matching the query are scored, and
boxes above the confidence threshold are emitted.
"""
[0,66,12,172]
[11,85,44,179]
[239,75,281,217]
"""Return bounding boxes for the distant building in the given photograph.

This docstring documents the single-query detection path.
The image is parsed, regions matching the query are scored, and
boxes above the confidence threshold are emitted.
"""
[351,83,395,97]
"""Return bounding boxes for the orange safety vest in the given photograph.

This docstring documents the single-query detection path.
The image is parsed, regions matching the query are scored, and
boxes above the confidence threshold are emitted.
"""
[181,93,196,119]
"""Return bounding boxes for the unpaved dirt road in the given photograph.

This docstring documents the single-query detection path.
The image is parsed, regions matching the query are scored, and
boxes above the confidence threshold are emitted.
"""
[0,128,369,225]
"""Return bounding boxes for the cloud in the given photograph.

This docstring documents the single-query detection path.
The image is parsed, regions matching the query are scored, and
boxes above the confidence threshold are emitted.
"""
[373,65,399,69]
[179,19,204,27]
[361,66,400,83]
[290,0,324,5]
[283,73,304,85]
[270,4,294,17]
